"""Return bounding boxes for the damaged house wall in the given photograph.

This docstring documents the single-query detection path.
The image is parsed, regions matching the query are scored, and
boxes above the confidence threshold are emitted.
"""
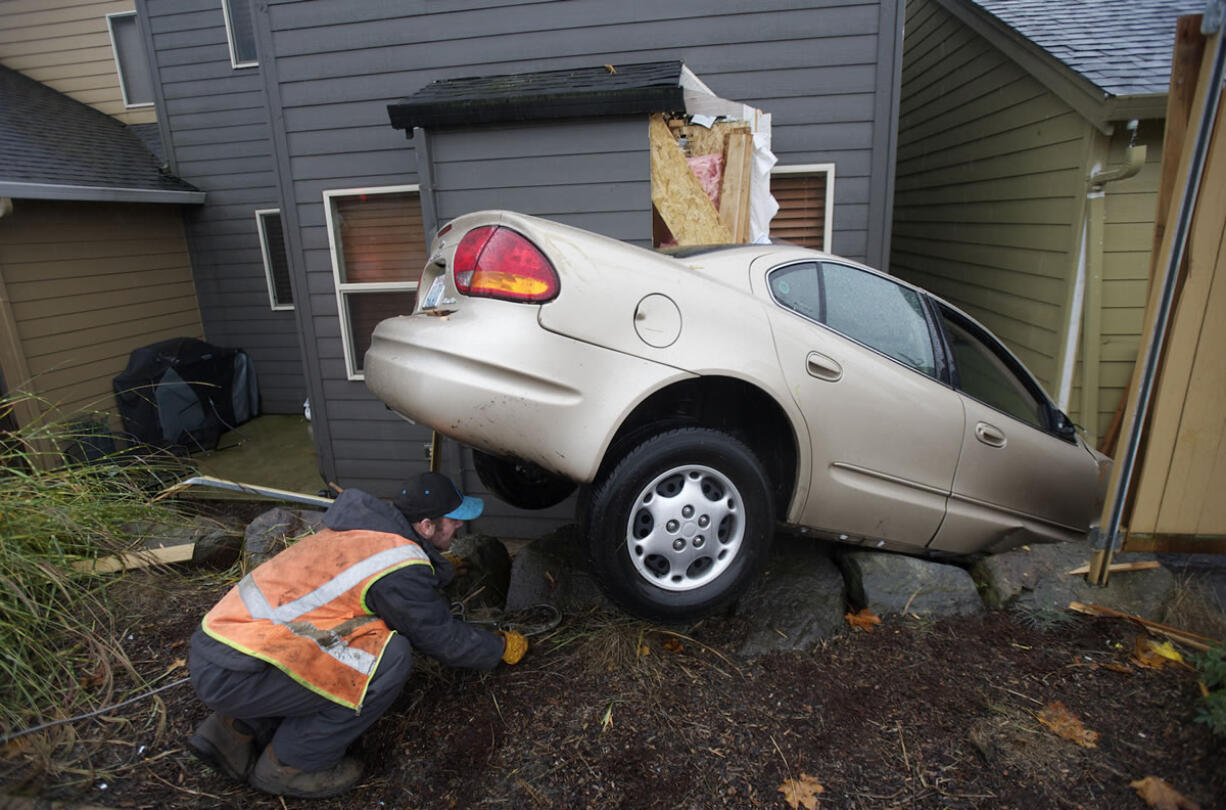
[139,0,905,536]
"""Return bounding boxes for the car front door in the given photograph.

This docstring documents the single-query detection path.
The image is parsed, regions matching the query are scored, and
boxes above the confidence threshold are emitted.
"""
[757,258,965,550]
[930,305,1101,553]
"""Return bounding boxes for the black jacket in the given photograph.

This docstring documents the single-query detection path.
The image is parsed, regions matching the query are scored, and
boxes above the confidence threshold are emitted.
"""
[192,489,504,673]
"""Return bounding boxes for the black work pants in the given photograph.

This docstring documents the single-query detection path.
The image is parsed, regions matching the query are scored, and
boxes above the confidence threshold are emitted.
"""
[189,634,413,772]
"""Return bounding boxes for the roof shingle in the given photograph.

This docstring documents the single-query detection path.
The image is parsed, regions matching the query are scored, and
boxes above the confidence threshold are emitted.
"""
[0,64,198,198]
[971,0,1205,96]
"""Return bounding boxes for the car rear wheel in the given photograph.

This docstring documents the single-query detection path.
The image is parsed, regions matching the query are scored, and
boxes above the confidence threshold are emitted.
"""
[584,427,774,621]
[472,450,577,510]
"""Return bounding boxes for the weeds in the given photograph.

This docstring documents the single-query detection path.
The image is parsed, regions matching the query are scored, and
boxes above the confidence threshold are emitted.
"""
[1010,603,1080,633]
[0,393,191,752]
[1194,641,1226,739]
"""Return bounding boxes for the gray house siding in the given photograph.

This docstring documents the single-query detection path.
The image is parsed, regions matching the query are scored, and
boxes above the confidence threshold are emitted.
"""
[237,0,902,534]
[138,0,305,414]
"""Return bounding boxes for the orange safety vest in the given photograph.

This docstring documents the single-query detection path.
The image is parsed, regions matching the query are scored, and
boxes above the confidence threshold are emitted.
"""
[201,528,433,711]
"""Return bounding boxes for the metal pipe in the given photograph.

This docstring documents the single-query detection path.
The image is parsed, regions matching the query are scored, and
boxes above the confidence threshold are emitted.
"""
[1093,26,1225,584]
[157,475,335,507]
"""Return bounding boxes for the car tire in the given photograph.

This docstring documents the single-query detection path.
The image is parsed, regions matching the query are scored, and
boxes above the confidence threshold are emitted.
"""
[584,427,775,622]
[472,450,577,510]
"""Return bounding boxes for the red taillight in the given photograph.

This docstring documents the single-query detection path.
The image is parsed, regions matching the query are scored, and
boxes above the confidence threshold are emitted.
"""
[452,226,558,302]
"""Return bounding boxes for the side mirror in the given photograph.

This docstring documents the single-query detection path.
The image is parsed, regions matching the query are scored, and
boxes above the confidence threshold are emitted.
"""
[1052,409,1078,441]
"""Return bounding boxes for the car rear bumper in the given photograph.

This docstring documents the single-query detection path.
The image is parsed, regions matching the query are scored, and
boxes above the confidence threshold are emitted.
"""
[364,303,691,482]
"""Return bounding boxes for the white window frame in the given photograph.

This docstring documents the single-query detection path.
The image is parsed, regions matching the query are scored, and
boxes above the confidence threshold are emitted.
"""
[771,163,836,251]
[221,0,258,69]
[323,184,421,381]
[255,209,293,311]
[105,12,154,109]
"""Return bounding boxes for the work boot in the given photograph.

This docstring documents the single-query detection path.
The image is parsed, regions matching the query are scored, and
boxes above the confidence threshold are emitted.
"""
[248,745,363,799]
[187,713,256,782]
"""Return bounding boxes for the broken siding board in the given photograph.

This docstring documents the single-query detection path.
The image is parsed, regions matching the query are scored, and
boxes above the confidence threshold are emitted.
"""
[719,130,753,243]
[649,114,733,246]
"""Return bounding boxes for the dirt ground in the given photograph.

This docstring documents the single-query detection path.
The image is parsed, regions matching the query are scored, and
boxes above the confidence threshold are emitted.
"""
[2,559,1223,810]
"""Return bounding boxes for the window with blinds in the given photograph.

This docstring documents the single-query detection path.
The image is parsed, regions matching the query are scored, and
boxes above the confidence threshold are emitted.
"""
[770,166,835,251]
[324,187,428,379]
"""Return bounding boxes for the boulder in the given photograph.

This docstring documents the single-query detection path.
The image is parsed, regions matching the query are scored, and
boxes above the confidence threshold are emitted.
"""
[126,517,244,569]
[446,533,513,613]
[243,507,325,569]
[504,525,613,614]
[971,541,1175,622]
[839,550,984,617]
[733,535,846,657]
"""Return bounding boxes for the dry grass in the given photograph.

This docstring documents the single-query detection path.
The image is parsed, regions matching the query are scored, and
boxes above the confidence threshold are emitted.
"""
[1163,572,1226,641]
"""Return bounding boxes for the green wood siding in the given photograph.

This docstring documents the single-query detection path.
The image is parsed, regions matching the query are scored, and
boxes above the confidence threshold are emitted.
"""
[1068,123,1160,433]
[891,0,1093,394]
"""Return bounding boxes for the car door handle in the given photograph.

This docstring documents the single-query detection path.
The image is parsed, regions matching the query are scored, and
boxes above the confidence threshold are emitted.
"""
[975,421,1007,448]
[806,351,842,382]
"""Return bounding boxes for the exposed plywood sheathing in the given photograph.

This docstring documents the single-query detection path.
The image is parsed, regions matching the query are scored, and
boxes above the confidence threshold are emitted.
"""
[648,114,733,245]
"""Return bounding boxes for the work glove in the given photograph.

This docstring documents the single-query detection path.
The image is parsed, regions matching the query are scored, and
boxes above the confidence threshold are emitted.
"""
[497,630,528,665]
[442,552,470,577]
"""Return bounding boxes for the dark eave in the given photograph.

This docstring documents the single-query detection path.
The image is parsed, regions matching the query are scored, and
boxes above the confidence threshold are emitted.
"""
[389,61,688,134]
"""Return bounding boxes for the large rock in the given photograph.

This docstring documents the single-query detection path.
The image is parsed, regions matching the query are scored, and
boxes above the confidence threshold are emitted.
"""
[243,507,325,569]
[970,541,1175,622]
[504,525,613,614]
[127,517,244,568]
[733,535,846,657]
[839,550,984,617]
[446,533,513,613]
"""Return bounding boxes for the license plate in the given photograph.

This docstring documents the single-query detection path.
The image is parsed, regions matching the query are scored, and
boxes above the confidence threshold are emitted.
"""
[422,275,446,309]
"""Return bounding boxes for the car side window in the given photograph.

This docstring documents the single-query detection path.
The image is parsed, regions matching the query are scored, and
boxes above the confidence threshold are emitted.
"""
[768,262,822,322]
[940,310,1045,428]
[819,262,936,376]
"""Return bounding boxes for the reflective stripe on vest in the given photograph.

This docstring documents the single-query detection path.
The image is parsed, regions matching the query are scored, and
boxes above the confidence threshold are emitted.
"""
[235,543,428,676]
[203,529,433,709]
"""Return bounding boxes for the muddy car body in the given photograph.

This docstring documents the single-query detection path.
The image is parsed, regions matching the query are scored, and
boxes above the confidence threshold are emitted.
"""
[366,210,1110,620]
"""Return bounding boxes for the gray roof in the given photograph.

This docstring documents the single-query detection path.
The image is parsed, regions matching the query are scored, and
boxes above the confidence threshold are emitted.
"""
[971,0,1205,96]
[0,65,202,204]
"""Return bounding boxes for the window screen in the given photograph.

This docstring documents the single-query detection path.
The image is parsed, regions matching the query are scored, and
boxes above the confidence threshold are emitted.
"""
[256,210,293,309]
[223,0,258,66]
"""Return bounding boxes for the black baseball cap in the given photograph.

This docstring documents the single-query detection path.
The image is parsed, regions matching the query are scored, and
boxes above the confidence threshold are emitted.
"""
[394,471,484,523]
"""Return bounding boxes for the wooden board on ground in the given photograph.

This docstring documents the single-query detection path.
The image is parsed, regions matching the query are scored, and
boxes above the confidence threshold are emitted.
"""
[75,543,196,574]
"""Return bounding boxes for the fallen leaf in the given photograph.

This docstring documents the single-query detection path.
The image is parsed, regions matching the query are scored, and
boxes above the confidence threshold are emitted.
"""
[164,657,187,677]
[778,772,824,809]
[1036,701,1099,748]
[662,637,683,653]
[1132,637,1179,669]
[844,608,881,632]
[1130,775,1201,810]
[637,644,651,657]
[1103,661,1134,674]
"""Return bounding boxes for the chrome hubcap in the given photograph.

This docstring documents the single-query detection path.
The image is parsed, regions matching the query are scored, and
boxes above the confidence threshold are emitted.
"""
[625,464,744,591]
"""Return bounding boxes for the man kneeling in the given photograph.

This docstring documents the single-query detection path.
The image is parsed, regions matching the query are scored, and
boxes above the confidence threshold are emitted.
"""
[186,472,527,798]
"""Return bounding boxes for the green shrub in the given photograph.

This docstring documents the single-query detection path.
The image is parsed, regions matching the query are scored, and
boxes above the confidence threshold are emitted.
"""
[1194,641,1226,738]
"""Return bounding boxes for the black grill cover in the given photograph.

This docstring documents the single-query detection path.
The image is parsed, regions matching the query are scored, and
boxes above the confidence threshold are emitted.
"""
[113,337,258,451]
